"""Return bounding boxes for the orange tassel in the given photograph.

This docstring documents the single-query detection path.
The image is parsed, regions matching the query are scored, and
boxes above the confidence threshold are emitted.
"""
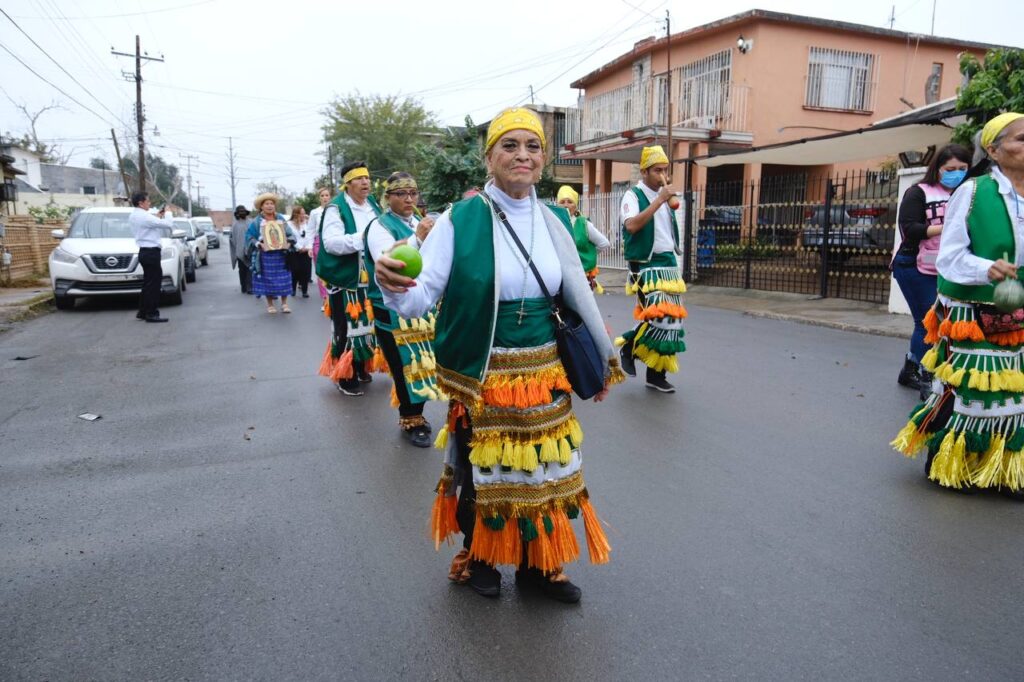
[330,349,354,381]
[526,514,557,573]
[370,346,388,373]
[989,329,1024,346]
[923,306,940,344]
[447,402,468,431]
[580,498,611,565]
[323,299,332,319]
[317,340,336,377]
[468,513,521,567]
[633,304,644,320]
[550,510,580,566]
[430,493,459,550]
[390,385,399,408]
[366,304,374,322]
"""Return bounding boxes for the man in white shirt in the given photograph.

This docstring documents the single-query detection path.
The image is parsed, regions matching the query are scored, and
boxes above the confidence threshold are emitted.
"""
[129,191,174,323]
[318,161,383,394]
[617,145,687,393]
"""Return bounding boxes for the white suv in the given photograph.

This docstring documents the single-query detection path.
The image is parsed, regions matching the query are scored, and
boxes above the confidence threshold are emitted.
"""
[49,207,187,310]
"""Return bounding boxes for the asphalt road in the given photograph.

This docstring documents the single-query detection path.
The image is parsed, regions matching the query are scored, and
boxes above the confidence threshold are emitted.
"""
[2,247,1022,681]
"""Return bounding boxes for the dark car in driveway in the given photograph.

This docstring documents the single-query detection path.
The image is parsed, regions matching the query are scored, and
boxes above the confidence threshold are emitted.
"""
[801,205,894,261]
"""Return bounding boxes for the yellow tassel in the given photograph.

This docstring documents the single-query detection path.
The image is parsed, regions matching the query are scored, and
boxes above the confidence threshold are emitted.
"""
[410,355,420,375]
[501,441,516,468]
[594,281,605,295]
[434,427,449,451]
[973,435,1006,488]
[990,370,1003,392]
[978,369,991,392]
[398,317,408,331]
[1004,450,1024,490]
[539,438,559,463]
[921,347,939,371]
[511,443,524,470]
[930,432,969,489]
[521,443,538,472]
[568,417,584,447]
[891,421,924,457]
[469,443,501,468]
[967,369,980,390]
[948,366,967,387]
[558,437,572,465]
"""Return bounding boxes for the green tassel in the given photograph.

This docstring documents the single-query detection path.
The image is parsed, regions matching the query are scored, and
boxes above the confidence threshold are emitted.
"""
[964,430,986,454]
[542,515,554,535]
[518,517,538,542]
[1006,428,1024,452]
[566,505,580,520]
[484,515,505,531]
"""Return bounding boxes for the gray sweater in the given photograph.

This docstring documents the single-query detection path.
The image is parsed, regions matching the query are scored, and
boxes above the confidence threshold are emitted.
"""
[230,218,249,261]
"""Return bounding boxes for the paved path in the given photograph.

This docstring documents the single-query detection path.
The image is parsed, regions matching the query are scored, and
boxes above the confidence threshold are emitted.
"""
[1,249,1020,680]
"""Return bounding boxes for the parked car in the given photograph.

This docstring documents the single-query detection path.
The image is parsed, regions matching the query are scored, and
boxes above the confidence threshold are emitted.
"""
[800,205,894,261]
[48,207,186,310]
[183,219,209,265]
[191,217,219,249]
[172,218,199,283]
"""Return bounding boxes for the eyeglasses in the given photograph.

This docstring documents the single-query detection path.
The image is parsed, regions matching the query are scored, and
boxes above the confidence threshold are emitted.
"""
[388,190,419,199]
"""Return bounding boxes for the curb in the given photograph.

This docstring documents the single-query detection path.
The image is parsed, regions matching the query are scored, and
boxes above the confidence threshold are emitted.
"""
[0,291,54,327]
[742,309,910,339]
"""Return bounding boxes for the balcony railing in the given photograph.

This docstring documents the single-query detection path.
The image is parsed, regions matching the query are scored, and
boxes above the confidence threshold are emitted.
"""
[571,76,750,144]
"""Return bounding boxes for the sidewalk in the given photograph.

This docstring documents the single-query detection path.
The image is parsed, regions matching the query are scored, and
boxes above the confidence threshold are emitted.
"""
[0,280,53,331]
[598,269,911,339]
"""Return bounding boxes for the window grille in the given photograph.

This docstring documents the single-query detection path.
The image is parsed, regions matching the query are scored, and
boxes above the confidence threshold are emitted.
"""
[805,47,877,112]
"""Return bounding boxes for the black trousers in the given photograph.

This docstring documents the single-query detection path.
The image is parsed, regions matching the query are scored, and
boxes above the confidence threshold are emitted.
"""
[373,306,425,420]
[290,253,312,295]
[627,260,665,382]
[236,257,251,293]
[328,289,360,391]
[138,247,162,318]
[453,418,476,551]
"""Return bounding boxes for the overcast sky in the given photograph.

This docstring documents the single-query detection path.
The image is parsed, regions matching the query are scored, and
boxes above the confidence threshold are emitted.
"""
[1,0,1019,210]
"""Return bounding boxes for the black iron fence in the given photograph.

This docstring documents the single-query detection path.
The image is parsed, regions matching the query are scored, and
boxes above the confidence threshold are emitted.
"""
[686,168,897,304]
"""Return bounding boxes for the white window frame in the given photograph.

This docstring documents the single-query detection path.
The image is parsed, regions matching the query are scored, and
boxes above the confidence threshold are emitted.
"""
[805,47,877,112]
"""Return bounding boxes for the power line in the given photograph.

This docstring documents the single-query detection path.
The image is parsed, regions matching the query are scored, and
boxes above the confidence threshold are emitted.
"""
[0,7,127,124]
[0,40,115,126]
[9,0,217,20]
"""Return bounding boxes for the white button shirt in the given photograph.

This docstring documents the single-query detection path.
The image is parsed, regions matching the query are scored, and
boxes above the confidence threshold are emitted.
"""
[289,221,314,251]
[321,194,378,255]
[366,213,420,261]
[936,166,1024,287]
[130,208,174,248]
[619,182,677,254]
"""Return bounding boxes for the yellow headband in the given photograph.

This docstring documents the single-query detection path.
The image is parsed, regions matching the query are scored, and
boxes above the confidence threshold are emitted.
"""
[981,112,1024,150]
[342,167,370,185]
[640,145,669,170]
[485,107,546,153]
[557,185,579,205]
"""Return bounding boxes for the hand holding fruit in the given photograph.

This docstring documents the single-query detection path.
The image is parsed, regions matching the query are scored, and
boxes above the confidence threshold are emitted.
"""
[656,185,674,207]
[416,216,435,243]
[988,255,1018,283]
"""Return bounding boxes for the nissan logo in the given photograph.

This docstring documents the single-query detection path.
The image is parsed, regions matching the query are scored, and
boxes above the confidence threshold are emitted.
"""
[105,256,119,267]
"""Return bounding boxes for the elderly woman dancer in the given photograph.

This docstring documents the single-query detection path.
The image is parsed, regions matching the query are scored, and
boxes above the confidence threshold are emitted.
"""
[246,193,296,314]
[376,108,624,603]
[556,185,610,293]
[893,113,1024,497]
[363,171,441,447]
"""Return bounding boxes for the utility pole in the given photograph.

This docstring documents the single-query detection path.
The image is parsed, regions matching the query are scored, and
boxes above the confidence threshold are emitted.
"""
[193,181,203,211]
[111,36,161,193]
[529,85,535,105]
[110,129,130,199]
[665,9,673,182]
[179,153,199,216]
[888,5,896,29]
[327,143,335,188]
[930,0,937,34]
[226,136,238,208]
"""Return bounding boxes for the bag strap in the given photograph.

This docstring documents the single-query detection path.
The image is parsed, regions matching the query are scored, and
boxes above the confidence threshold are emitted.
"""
[485,192,565,324]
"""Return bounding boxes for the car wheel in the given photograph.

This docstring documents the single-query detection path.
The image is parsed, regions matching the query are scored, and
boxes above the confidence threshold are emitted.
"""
[163,275,184,306]
[54,294,75,310]
[186,265,196,283]
[201,255,208,266]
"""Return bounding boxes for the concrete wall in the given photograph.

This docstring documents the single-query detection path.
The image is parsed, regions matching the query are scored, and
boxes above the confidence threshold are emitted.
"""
[888,166,926,315]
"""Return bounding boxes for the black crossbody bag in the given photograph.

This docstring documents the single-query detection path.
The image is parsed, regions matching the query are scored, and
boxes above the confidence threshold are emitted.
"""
[490,200,606,399]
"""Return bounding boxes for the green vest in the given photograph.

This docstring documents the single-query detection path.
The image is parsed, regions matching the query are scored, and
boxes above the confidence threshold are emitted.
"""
[937,175,1015,303]
[571,215,598,271]
[433,197,573,406]
[363,211,415,309]
[623,186,679,263]
[316,194,381,288]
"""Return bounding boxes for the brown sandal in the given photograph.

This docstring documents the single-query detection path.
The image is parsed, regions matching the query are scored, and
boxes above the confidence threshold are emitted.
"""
[448,549,471,584]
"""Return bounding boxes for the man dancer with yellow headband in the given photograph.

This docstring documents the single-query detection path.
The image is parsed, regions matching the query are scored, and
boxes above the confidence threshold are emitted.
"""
[556,185,610,292]
[616,144,688,394]
[316,161,383,396]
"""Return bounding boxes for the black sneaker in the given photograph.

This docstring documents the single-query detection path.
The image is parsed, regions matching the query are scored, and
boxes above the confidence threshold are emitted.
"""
[357,369,373,384]
[467,560,501,598]
[645,375,675,393]
[619,345,637,377]
[338,383,363,396]
[403,425,432,448]
[898,356,920,389]
[136,311,146,320]
[144,315,169,323]
[516,567,581,604]
[918,370,934,401]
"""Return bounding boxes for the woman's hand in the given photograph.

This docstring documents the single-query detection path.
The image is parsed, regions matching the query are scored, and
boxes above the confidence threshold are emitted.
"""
[988,259,1018,282]
[593,386,610,403]
[375,254,417,293]
[416,216,435,242]
[257,240,266,251]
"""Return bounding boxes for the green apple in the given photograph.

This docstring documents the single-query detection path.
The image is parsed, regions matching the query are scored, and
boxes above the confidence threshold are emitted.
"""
[390,244,422,279]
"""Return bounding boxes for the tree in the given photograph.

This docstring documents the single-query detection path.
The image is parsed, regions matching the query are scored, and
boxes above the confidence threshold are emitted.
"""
[254,180,296,213]
[89,157,112,170]
[954,48,1024,146]
[322,92,436,179]
[415,117,488,208]
[121,153,189,209]
[0,100,69,162]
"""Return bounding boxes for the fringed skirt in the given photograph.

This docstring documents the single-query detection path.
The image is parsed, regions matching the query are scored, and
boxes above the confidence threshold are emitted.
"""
[251,250,292,297]
[892,300,1024,489]
[617,252,687,373]
[376,309,444,408]
[317,286,377,382]
[430,298,610,572]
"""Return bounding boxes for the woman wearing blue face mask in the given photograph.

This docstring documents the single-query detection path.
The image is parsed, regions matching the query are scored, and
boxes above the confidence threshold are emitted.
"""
[892,144,972,399]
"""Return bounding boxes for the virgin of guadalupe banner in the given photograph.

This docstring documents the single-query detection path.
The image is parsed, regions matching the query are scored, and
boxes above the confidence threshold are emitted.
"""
[261,220,287,251]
